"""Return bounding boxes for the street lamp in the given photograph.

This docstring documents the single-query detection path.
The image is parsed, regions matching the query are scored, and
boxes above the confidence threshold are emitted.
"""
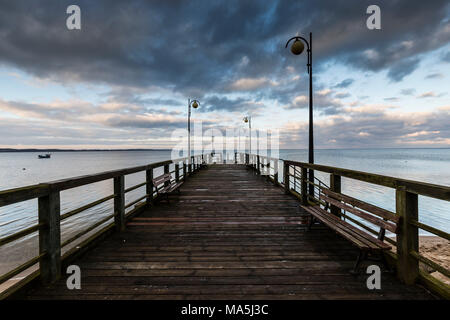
[188,99,200,168]
[285,32,314,197]
[243,116,251,155]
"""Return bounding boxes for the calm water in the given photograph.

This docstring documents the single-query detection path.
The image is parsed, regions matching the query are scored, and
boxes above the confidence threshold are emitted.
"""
[0,148,449,273]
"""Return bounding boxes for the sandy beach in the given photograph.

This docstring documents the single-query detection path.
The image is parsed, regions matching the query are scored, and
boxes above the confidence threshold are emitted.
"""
[418,236,450,285]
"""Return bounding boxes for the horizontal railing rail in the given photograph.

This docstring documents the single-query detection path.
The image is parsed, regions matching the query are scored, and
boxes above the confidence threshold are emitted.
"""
[0,153,208,299]
[240,152,450,299]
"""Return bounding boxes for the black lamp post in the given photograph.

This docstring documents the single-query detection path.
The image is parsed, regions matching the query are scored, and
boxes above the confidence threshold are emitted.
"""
[285,32,314,197]
[188,99,199,167]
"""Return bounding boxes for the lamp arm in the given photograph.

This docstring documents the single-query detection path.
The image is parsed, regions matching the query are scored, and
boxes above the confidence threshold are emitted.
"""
[285,36,311,74]
[285,36,310,51]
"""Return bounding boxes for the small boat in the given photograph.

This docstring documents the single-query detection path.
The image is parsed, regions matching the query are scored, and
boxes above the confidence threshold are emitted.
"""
[38,154,51,159]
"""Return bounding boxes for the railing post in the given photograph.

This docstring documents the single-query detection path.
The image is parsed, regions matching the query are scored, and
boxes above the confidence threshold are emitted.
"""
[283,161,289,194]
[330,173,341,216]
[301,167,308,205]
[183,161,187,181]
[188,157,192,175]
[308,168,314,200]
[234,152,237,164]
[257,155,260,174]
[38,189,61,284]
[396,186,419,284]
[274,160,278,185]
[114,175,125,232]
[164,164,170,187]
[175,163,180,182]
[146,167,154,206]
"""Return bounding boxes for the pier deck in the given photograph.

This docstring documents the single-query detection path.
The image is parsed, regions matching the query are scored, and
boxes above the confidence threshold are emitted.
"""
[23,165,434,299]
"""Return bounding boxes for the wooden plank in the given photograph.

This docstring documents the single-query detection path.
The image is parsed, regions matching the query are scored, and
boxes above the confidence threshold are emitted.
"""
[396,187,419,285]
[0,184,49,207]
[38,190,61,284]
[114,176,125,232]
[321,188,399,223]
[329,173,341,216]
[146,167,154,206]
[305,206,371,250]
[320,194,397,233]
[307,205,391,250]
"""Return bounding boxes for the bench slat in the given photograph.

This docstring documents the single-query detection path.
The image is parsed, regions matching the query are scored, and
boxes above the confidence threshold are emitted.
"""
[309,206,391,251]
[305,206,371,250]
[308,206,384,250]
[305,205,391,251]
[320,194,398,233]
[152,173,171,186]
[314,207,391,250]
[321,188,399,223]
[153,172,183,195]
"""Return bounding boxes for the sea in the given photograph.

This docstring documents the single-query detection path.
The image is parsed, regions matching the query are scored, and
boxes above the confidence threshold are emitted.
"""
[0,148,449,275]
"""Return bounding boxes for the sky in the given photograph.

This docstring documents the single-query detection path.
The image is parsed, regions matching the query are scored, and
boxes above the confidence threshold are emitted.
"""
[0,0,449,150]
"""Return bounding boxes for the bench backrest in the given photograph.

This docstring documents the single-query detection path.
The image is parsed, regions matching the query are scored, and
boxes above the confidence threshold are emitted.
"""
[152,173,171,187]
[320,188,400,237]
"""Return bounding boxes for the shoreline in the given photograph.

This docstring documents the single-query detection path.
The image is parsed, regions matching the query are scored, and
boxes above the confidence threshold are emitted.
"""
[418,236,450,285]
[390,236,449,285]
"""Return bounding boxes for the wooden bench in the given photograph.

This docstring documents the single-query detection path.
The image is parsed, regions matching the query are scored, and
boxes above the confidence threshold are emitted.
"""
[302,188,400,273]
[152,173,183,203]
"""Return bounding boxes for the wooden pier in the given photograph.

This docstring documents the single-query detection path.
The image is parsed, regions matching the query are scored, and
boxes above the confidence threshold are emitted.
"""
[18,165,435,299]
[1,154,449,299]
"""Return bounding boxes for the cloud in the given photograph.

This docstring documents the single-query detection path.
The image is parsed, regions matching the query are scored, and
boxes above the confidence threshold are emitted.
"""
[400,88,416,96]
[425,73,444,79]
[0,1,449,148]
[417,91,447,98]
[202,95,265,113]
[333,78,354,88]
[387,58,420,82]
[334,92,351,99]
[442,51,450,62]
[229,77,277,91]
[280,106,450,148]
[0,0,449,94]
[284,88,344,115]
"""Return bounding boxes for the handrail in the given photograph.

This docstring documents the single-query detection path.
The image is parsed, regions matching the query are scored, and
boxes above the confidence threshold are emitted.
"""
[240,152,450,298]
[0,153,208,297]
[284,160,450,201]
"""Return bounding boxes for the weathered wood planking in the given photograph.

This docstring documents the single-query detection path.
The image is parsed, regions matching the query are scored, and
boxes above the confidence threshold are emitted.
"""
[22,165,435,300]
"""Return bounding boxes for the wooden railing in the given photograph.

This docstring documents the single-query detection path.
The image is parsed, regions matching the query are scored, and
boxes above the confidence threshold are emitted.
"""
[241,152,450,299]
[0,154,207,298]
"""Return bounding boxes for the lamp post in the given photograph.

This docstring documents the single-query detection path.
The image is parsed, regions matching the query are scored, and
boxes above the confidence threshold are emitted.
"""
[188,99,199,170]
[285,32,314,197]
[243,116,251,159]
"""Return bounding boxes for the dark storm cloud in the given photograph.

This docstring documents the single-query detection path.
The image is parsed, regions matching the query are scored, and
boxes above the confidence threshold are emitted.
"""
[0,0,449,99]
